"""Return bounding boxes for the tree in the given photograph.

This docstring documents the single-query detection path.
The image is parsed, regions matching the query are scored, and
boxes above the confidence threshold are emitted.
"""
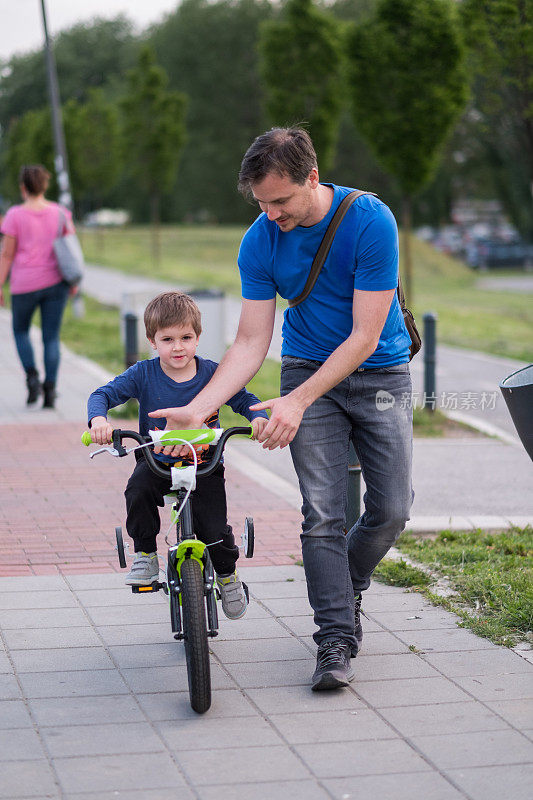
[151,0,272,223]
[121,46,187,265]
[346,0,468,300]
[1,108,54,202]
[64,89,122,213]
[259,0,344,171]
[461,0,533,240]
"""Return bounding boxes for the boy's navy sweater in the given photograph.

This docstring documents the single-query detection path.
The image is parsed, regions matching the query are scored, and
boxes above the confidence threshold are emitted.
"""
[87,356,268,462]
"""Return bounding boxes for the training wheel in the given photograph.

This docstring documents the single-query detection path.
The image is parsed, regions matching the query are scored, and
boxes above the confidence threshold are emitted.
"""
[115,526,127,569]
[242,517,254,558]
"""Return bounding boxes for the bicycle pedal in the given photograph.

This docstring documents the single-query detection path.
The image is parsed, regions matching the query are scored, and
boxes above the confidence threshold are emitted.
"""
[131,581,162,594]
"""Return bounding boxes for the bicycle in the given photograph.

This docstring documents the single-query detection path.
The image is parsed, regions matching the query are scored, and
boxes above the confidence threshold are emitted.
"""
[81,426,255,714]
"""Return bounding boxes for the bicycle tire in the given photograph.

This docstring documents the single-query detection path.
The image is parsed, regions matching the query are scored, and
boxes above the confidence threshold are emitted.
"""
[115,526,126,569]
[180,558,211,713]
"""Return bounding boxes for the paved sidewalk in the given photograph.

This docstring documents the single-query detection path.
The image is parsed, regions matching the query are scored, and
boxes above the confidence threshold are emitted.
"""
[1,303,532,798]
[1,567,532,800]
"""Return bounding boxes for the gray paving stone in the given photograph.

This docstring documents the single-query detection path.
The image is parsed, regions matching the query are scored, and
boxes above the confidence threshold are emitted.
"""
[63,792,194,800]
[0,575,67,592]
[0,652,13,673]
[269,707,398,744]
[0,699,33,729]
[246,685,365,715]
[380,701,512,737]
[75,587,163,607]
[486,698,533,729]
[223,658,315,688]
[97,622,171,646]
[198,780,330,800]
[157,714,283,750]
[354,676,472,708]
[0,607,89,630]
[28,695,144,727]
[259,597,313,616]
[41,722,165,758]
[215,617,291,641]
[362,591,432,613]
[453,673,533,702]
[18,668,130,698]
[324,772,465,800]
[0,591,76,610]
[277,614,319,637]
[411,729,533,770]
[354,652,441,682]
[65,573,126,590]
[53,752,188,794]
[85,604,167,626]
[295,738,429,778]
[367,581,413,596]
[0,673,22,700]
[3,626,101,650]
[209,636,311,664]
[176,744,312,785]
[421,648,533,677]
[248,580,310,600]
[0,759,58,798]
[0,728,46,761]
[121,663,236,694]
[137,688,257,721]
[447,764,533,800]
[11,647,114,673]
[371,607,461,631]
[395,627,499,653]
[355,631,411,656]
[109,642,187,669]
[238,565,306,582]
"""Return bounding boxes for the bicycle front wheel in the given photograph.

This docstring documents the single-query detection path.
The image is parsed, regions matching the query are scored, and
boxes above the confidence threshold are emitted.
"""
[180,557,211,713]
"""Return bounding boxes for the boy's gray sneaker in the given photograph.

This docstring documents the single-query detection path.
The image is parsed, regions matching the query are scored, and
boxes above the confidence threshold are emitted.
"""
[125,552,159,585]
[216,570,248,619]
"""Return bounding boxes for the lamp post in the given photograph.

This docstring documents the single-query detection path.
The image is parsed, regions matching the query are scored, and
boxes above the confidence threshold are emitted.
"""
[40,0,72,210]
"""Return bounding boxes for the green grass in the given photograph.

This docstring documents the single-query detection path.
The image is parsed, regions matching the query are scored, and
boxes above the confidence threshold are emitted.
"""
[378,527,533,648]
[80,224,533,363]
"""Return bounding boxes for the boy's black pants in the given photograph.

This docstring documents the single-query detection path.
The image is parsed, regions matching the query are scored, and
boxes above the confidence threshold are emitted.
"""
[124,457,239,575]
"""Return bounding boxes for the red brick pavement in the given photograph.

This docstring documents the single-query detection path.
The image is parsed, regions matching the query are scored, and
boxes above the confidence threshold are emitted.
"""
[0,422,303,577]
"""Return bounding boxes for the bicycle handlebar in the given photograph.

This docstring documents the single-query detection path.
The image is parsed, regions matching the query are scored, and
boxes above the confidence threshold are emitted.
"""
[81,426,253,481]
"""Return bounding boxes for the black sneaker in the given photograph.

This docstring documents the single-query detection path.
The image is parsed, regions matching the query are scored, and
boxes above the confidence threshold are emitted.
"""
[311,639,354,691]
[351,593,364,657]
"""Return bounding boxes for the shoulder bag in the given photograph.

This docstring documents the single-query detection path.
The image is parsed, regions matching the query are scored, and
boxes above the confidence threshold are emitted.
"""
[287,189,421,360]
[53,207,84,286]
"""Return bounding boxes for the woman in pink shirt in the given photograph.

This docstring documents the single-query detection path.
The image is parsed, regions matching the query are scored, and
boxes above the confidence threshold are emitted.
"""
[0,165,76,408]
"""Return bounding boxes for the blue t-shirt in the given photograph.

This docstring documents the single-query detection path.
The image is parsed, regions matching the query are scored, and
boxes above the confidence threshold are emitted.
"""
[87,356,268,463]
[238,184,411,367]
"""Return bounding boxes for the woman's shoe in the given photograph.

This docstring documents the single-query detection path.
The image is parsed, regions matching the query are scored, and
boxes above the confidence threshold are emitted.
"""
[26,369,41,405]
[42,381,56,409]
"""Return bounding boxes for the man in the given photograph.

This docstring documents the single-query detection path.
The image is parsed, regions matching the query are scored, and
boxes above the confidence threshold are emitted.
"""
[151,127,413,691]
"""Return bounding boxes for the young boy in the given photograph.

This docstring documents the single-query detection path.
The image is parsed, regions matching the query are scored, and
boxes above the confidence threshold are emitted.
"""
[87,291,268,619]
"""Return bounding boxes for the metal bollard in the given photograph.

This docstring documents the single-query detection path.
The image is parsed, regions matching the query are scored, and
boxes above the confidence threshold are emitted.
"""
[124,312,138,368]
[345,443,362,532]
[423,312,437,411]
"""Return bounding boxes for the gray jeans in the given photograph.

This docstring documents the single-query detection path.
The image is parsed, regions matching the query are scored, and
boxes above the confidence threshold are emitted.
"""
[281,356,414,649]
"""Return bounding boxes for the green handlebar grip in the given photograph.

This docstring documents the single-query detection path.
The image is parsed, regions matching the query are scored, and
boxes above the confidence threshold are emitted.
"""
[81,431,92,446]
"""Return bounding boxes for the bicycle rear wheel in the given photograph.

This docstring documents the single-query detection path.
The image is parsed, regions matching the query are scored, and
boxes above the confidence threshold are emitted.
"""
[180,557,211,713]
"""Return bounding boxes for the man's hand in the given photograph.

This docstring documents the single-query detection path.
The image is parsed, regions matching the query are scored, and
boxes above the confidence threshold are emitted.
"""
[249,394,306,450]
[89,416,113,445]
[251,416,269,441]
[148,406,207,457]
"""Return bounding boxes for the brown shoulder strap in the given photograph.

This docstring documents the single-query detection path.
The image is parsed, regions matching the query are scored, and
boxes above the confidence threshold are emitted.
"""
[288,189,376,308]
[397,275,406,309]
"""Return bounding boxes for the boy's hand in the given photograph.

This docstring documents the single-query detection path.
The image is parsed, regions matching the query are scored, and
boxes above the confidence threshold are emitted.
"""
[89,416,114,445]
[251,416,269,441]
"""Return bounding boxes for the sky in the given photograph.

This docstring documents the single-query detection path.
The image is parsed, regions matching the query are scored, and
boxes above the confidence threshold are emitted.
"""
[0,0,180,61]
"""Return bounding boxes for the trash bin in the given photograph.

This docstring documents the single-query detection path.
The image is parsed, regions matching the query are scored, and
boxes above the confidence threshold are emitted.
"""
[499,364,533,462]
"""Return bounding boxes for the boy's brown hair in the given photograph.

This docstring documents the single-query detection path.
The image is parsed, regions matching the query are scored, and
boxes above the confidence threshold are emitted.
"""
[144,292,202,340]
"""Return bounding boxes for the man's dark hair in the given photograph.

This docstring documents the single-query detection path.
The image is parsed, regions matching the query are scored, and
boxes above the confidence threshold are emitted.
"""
[238,127,318,197]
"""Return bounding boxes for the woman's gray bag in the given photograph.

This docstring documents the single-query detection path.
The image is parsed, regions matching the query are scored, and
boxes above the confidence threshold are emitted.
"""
[53,208,84,286]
